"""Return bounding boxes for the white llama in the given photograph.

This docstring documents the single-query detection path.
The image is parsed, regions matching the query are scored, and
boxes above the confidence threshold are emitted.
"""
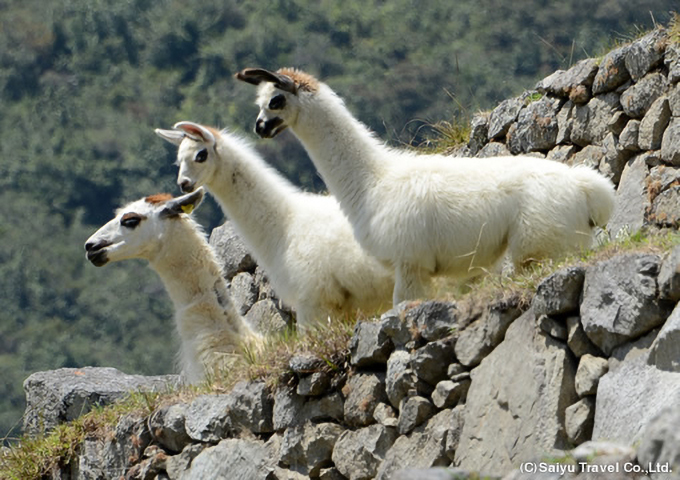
[236,67,616,305]
[155,121,394,330]
[85,188,261,384]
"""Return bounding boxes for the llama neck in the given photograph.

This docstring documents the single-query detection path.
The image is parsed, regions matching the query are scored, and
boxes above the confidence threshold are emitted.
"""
[149,220,236,322]
[292,85,387,215]
[206,135,297,264]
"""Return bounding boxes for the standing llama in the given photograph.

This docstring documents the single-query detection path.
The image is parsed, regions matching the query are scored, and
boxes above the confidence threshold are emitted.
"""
[155,121,394,330]
[236,67,616,305]
[85,188,261,384]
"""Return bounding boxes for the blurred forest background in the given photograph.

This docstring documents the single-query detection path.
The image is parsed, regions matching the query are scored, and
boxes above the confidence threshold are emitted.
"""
[0,0,676,442]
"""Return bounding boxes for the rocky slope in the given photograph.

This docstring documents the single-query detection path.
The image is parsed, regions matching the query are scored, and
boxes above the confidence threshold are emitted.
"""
[17,25,680,480]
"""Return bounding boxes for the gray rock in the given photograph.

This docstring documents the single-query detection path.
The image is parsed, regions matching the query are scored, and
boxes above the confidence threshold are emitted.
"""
[343,372,387,428]
[397,396,436,435]
[455,309,578,475]
[594,347,680,445]
[666,42,680,84]
[468,113,490,155]
[536,58,599,103]
[165,443,206,480]
[532,266,585,317]
[454,300,522,367]
[570,440,636,474]
[183,438,276,480]
[230,271,258,315]
[488,97,525,140]
[618,119,640,151]
[226,380,274,434]
[566,316,603,358]
[22,367,178,435]
[620,72,669,118]
[376,409,458,480]
[380,306,415,349]
[477,142,512,157]
[148,404,191,453]
[390,468,459,480]
[332,424,398,480]
[507,96,561,154]
[405,301,459,342]
[658,246,680,302]
[638,96,671,150]
[607,156,651,238]
[279,422,344,476]
[661,117,680,166]
[625,28,667,82]
[546,144,577,163]
[537,315,568,340]
[411,338,456,385]
[669,82,680,115]
[319,467,347,480]
[648,303,680,372]
[637,406,680,480]
[431,379,471,409]
[570,92,621,146]
[273,387,305,431]
[98,414,151,479]
[565,396,596,446]
[386,350,416,408]
[350,320,394,367]
[209,221,256,280]
[289,354,326,374]
[373,402,399,427]
[296,371,331,396]
[649,186,680,227]
[183,394,232,443]
[608,110,630,135]
[567,145,605,170]
[184,381,273,442]
[556,100,574,144]
[599,132,631,184]
[580,253,671,355]
[574,354,609,396]
[246,298,292,334]
[592,45,631,95]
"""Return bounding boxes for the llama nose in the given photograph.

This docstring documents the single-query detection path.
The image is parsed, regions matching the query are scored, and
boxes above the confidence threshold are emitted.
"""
[255,119,265,136]
[85,240,111,252]
[179,180,195,193]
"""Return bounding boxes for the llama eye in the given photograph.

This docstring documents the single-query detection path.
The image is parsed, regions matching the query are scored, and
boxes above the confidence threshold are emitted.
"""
[195,149,208,163]
[268,94,286,110]
[120,215,142,229]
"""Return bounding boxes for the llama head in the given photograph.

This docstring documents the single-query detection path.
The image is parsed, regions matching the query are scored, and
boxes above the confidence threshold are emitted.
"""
[84,189,205,266]
[156,122,219,194]
[235,67,318,139]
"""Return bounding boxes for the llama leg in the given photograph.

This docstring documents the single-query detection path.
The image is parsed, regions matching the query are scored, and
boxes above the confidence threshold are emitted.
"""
[393,262,430,305]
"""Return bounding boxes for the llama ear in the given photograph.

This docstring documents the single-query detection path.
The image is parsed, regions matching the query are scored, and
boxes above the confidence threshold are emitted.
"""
[155,128,186,146]
[235,68,297,94]
[160,188,205,218]
[173,122,216,146]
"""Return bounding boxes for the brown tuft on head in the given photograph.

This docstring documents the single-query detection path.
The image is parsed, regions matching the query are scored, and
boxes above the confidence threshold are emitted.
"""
[145,193,174,205]
[277,68,320,92]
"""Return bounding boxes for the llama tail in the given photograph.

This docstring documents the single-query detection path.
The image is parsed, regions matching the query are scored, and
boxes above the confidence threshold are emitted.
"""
[573,165,616,228]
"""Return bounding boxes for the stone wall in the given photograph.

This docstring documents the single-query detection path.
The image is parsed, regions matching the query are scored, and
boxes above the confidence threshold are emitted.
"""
[23,26,680,480]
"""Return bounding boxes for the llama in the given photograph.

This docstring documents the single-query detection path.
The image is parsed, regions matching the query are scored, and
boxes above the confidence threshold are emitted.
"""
[84,188,261,384]
[236,67,616,305]
[154,121,394,330]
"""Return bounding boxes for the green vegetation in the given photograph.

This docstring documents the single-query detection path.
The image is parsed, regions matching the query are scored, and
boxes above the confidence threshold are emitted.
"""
[0,0,676,445]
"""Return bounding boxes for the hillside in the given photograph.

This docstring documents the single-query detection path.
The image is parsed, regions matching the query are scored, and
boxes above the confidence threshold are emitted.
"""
[2,20,680,478]
[0,0,677,443]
